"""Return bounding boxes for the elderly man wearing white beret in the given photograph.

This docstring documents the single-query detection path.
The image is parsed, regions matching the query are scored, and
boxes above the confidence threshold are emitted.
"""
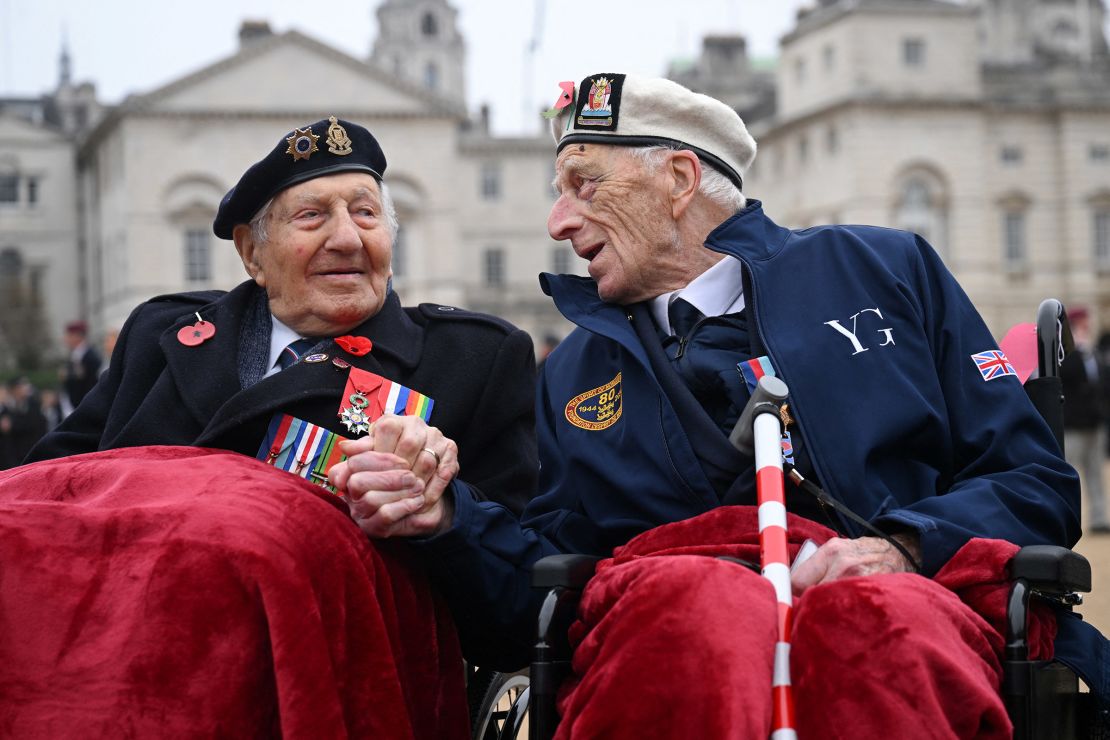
[349,74,1102,738]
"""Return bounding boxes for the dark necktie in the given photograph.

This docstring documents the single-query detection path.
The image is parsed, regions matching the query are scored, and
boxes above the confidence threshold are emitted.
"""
[668,297,704,338]
[278,338,316,371]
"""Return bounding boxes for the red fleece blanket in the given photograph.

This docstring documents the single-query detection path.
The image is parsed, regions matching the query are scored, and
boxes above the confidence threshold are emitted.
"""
[559,507,1057,738]
[0,446,468,739]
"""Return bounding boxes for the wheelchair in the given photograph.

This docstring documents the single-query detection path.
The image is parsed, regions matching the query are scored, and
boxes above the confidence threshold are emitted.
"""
[470,299,1108,740]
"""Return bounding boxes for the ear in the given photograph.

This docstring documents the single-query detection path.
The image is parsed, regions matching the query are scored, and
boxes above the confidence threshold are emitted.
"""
[667,150,701,221]
[232,224,265,287]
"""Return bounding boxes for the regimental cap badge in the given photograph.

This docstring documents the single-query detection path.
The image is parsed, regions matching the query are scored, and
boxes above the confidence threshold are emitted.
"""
[327,115,353,156]
[574,73,625,132]
[285,126,320,161]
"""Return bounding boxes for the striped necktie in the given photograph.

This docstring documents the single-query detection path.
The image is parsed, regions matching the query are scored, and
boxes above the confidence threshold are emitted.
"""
[278,338,316,371]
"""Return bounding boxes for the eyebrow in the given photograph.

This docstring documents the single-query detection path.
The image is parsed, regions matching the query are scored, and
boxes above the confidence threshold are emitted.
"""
[285,187,379,208]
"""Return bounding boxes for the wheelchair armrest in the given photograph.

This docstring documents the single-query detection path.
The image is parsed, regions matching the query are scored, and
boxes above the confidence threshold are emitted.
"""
[532,554,602,590]
[531,555,601,740]
[1009,545,1091,595]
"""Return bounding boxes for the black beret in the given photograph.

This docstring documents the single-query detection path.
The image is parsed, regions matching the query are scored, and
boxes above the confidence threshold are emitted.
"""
[213,116,387,239]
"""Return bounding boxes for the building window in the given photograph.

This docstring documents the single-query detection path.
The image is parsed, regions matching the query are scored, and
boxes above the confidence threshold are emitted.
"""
[480,161,501,200]
[894,171,948,254]
[424,61,439,90]
[483,248,505,287]
[0,175,18,203]
[1091,144,1110,162]
[551,246,571,274]
[421,12,438,37]
[823,45,835,71]
[794,57,806,83]
[1000,146,1023,164]
[1095,210,1110,271]
[26,177,38,205]
[903,38,926,67]
[1003,211,1027,272]
[184,229,211,282]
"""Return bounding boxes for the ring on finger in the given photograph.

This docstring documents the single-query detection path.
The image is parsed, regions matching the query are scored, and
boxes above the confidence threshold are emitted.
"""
[421,447,441,465]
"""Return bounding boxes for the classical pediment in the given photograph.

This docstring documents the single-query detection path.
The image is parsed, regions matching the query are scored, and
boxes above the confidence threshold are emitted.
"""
[124,30,465,119]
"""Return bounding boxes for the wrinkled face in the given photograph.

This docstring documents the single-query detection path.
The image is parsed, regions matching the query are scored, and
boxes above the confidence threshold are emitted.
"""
[233,172,393,337]
[547,144,685,304]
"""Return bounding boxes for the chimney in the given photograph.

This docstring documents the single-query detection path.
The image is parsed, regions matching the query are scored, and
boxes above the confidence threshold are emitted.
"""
[239,20,273,47]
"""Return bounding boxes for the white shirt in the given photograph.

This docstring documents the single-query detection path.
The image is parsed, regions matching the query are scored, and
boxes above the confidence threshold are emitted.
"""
[650,255,746,336]
[263,316,304,378]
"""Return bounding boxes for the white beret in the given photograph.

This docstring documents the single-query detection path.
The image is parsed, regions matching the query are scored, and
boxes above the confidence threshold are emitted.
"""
[548,73,757,189]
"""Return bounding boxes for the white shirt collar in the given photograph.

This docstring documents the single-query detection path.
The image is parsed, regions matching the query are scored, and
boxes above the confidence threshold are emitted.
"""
[650,255,746,335]
[264,316,303,378]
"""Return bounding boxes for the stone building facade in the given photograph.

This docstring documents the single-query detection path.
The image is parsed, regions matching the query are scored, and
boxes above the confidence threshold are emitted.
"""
[3,0,1109,371]
[739,0,1110,330]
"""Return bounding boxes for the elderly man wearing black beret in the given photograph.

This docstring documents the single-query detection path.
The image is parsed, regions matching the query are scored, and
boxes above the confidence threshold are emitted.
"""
[28,116,536,526]
[8,117,537,738]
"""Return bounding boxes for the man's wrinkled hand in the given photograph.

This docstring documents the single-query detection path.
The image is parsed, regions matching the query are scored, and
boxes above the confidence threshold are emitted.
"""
[790,534,920,597]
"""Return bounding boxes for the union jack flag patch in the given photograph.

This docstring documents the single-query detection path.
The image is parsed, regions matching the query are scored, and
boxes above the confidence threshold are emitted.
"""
[971,350,1017,381]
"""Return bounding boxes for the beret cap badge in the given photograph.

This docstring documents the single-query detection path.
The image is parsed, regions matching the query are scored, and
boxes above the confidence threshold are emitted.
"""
[213,116,387,239]
[285,126,320,161]
[327,116,353,156]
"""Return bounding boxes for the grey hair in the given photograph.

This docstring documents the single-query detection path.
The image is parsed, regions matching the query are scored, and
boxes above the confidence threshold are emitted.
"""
[247,180,400,245]
[627,144,746,213]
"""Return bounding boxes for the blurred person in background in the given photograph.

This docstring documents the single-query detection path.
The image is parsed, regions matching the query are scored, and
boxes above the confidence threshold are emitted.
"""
[60,320,102,416]
[2,378,46,468]
[39,389,64,431]
[99,328,119,377]
[1062,305,1110,533]
[0,384,13,469]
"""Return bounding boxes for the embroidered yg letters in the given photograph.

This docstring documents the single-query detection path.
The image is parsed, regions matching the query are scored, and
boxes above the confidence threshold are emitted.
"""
[824,308,895,355]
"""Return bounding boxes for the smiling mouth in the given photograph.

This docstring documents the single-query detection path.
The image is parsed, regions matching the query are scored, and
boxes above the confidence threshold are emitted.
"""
[316,267,365,277]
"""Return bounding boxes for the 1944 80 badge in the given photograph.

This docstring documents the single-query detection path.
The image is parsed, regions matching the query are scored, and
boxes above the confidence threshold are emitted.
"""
[564,372,622,431]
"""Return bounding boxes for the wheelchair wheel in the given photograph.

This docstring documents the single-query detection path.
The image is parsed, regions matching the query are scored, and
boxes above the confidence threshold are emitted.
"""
[469,668,529,740]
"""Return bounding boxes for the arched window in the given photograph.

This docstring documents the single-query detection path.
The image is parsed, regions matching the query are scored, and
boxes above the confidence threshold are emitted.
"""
[893,166,949,255]
[421,12,438,37]
[163,174,224,286]
[424,61,439,90]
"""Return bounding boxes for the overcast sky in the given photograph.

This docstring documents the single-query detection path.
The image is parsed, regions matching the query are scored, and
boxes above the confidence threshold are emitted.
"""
[0,0,810,135]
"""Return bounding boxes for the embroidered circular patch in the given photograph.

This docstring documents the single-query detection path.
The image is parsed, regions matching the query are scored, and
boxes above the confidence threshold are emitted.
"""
[564,372,623,431]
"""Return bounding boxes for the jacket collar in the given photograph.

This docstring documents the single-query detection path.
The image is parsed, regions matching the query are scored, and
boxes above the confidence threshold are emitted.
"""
[160,282,423,435]
[703,199,792,263]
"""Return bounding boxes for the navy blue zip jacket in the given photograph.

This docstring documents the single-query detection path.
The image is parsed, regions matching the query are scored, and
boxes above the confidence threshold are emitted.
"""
[420,201,1102,689]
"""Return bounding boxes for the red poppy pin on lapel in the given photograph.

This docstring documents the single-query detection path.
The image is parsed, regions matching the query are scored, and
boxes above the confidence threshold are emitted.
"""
[177,313,216,346]
[335,335,372,356]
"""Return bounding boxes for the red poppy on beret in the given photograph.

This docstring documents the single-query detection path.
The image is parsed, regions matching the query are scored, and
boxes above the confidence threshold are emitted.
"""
[335,335,373,356]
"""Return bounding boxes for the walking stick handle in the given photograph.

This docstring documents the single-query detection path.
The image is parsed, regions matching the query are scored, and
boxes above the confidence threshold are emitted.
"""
[729,375,789,456]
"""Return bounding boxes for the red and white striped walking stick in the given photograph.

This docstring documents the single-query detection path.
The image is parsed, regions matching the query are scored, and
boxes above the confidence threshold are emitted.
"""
[730,375,797,740]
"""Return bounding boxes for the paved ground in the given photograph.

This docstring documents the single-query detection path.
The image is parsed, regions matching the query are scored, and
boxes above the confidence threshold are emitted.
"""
[1068,467,1110,636]
[1074,525,1110,637]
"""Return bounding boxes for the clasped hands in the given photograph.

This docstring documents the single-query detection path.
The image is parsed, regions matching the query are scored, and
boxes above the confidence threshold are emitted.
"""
[328,414,457,538]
